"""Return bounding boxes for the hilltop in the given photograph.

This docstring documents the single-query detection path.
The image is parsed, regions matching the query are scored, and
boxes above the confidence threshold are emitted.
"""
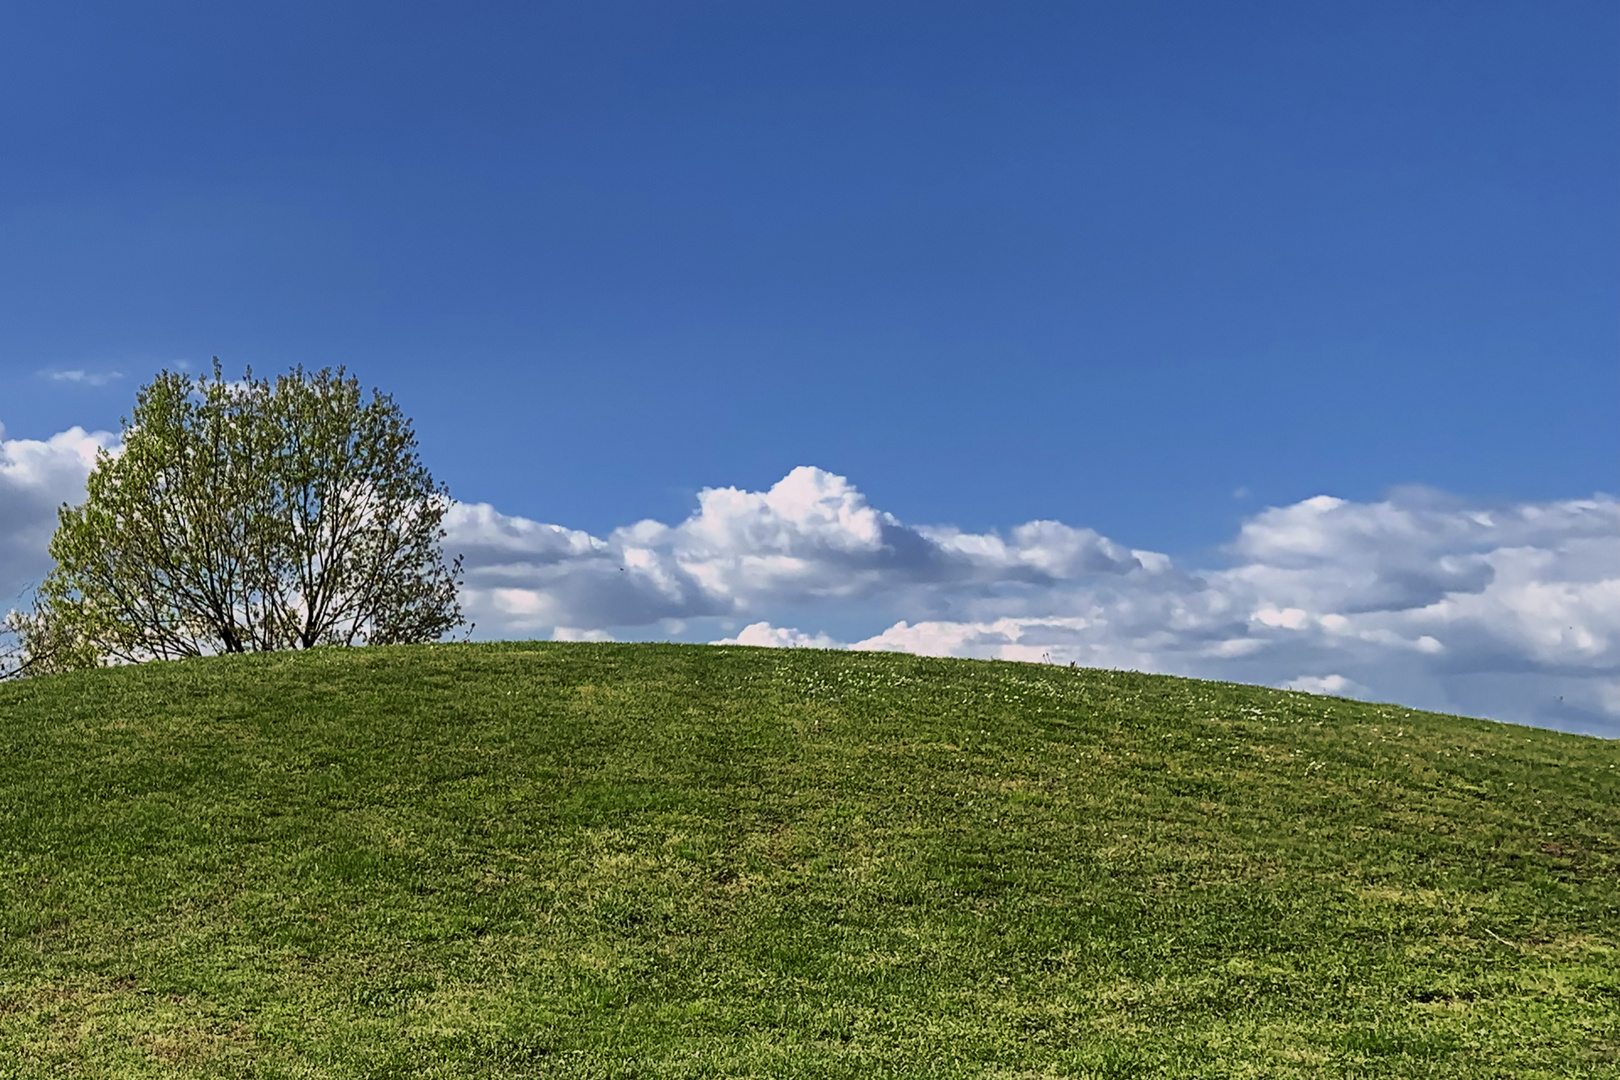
[1,643,1615,1078]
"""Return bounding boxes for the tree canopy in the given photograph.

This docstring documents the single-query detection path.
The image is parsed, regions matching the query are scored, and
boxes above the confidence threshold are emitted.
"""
[31,362,463,667]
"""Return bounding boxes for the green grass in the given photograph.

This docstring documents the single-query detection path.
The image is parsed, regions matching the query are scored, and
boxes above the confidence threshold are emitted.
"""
[0,642,1616,1078]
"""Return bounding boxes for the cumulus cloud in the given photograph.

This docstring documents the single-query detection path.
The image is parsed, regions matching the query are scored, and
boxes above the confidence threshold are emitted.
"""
[1281,674,1366,697]
[446,465,1151,634]
[0,422,117,605]
[551,627,616,643]
[717,622,841,650]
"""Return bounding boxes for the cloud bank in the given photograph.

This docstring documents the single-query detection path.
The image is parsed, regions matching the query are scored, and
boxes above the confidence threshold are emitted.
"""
[3,422,1614,737]
[447,466,1147,632]
[448,468,1619,737]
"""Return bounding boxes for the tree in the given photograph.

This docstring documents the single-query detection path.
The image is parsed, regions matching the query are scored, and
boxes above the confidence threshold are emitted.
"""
[35,361,463,666]
[1,600,97,680]
[0,609,26,681]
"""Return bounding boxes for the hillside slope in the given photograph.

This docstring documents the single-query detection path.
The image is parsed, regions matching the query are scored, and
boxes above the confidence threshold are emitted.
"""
[1,643,1616,1078]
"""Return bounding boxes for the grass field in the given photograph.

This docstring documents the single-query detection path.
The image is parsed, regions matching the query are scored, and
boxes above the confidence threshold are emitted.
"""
[0,642,1616,1078]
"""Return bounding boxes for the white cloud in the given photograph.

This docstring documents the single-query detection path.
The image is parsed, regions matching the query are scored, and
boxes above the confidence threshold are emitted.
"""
[445,464,1153,635]
[1282,673,1367,698]
[551,627,615,643]
[40,369,123,387]
[0,422,117,605]
[4,425,1615,737]
[718,621,840,649]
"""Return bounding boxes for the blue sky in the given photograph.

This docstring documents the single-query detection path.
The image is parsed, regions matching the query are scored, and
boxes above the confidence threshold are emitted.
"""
[2,2,1617,733]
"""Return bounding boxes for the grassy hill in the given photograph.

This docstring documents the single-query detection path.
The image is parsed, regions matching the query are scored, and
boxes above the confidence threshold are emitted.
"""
[0,642,1616,1078]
